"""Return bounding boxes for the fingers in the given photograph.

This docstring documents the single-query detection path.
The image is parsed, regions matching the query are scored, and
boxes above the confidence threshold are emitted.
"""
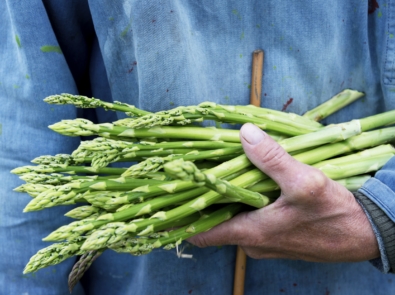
[240,123,328,199]
[187,211,259,248]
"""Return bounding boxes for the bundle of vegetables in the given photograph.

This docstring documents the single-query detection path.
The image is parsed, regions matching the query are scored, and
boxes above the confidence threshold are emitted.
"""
[12,89,395,291]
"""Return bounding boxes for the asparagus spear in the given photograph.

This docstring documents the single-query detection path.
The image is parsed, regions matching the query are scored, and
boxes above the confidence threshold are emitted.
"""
[11,164,128,176]
[23,178,165,212]
[303,89,365,121]
[164,159,269,208]
[44,93,151,116]
[23,240,85,274]
[110,203,245,255]
[68,250,104,293]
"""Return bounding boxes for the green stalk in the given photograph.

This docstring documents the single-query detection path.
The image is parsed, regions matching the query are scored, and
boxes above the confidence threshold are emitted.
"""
[200,103,322,134]
[14,183,55,198]
[250,175,372,201]
[74,169,264,249]
[39,118,376,242]
[121,146,243,177]
[116,105,319,136]
[359,110,395,131]
[81,210,205,251]
[112,203,244,255]
[31,154,77,165]
[18,173,117,185]
[64,206,104,220]
[23,178,165,212]
[164,159,269,208]
[277,120,361,152]
[293,127,395,165]
[206,103,323,129]
[89,148,200,168]
[23,240,85,274]
[44,93,151,117]
[249,146,395,193]
[68,249,104,292]
[335,175,371,191]
[89,186,209,213]
[81,167,250,211]
[11,165,128,176]
[303,89,364,121]
[313,144,395,167]
[49,119,242,142]
[104,139,240,151]
[316,153,394,180]
[41,155,252,241]
[49,103,395,146]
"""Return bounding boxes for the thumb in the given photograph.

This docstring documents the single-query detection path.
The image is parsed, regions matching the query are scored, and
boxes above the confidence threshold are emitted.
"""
[240,123,321,198]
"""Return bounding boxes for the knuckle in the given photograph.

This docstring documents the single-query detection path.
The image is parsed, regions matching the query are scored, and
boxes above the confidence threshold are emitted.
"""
[306,168,328,193]
[257,144,288,171]
[293,167,329,196]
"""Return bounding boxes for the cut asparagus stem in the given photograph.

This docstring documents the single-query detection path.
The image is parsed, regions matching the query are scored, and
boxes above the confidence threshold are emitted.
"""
[303,89,365,121]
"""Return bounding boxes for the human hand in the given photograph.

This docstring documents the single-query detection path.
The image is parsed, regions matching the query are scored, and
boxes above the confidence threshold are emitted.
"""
[188,123,380,262]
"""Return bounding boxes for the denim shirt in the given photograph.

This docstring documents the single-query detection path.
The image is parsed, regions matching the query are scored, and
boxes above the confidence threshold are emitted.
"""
[1,0,395,294]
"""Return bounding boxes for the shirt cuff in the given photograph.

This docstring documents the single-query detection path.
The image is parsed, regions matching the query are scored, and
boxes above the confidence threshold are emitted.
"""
[354,191,395,273]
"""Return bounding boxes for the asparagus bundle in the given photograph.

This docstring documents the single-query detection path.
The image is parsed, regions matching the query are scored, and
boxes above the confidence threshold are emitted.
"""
[12,89,395,292]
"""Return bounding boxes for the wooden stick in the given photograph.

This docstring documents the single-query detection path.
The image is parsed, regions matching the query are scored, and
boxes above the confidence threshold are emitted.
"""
[233,49,264,295]
[249,50,264,107]
[233,246,248,295]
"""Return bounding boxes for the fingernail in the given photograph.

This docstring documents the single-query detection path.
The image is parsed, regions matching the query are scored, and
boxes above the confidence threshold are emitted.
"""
[241,124,265,145]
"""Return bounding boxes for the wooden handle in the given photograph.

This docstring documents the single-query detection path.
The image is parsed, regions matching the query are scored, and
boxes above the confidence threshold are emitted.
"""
[233,49,264,295]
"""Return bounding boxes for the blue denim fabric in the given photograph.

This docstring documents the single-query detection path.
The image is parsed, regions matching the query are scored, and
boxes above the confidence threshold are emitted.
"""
[361,157,395,223]
[1,0,395,294]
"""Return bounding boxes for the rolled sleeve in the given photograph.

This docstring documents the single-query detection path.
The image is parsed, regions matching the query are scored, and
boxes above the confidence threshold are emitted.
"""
[360,156,395,223]
[358,156,395,273]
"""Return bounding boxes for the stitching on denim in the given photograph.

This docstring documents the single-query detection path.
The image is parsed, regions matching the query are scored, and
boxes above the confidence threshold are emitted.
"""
[384,0,395,85]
